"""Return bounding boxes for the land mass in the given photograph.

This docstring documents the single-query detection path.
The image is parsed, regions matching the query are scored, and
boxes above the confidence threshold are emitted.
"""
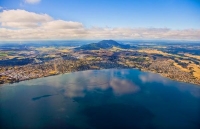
[0,40,200,85]
[75,40,131,50]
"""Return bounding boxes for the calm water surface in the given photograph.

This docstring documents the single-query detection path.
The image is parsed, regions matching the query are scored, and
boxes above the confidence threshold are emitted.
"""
[0,69,200,129]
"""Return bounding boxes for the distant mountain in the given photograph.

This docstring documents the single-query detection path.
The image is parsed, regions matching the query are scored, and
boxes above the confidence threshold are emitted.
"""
[75,40,131,50]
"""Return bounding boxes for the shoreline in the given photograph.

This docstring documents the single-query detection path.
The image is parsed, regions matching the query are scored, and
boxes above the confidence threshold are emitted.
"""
[1,67,199,86]
[141,68,200,86]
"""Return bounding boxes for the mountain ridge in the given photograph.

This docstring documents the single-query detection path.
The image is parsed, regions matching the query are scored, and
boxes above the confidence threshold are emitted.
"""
[75,40,131,50]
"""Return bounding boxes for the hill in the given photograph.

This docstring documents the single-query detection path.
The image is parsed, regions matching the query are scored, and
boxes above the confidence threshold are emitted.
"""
[75,40,131,50]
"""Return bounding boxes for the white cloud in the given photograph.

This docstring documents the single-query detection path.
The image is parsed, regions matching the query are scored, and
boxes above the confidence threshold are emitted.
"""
[0,6,3,10]
[42,20,84,29]
[0,9,200,41]
[24,0,41,4]
[0,9,52,28]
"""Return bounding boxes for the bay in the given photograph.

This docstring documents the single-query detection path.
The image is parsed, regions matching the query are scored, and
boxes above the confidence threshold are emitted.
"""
[0,69,200,129]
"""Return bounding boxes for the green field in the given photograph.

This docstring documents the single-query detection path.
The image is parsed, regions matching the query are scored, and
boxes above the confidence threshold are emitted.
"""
[0,53,7,57]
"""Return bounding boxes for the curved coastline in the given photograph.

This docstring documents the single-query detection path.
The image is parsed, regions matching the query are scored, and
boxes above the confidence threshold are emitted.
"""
[1,67,200,86]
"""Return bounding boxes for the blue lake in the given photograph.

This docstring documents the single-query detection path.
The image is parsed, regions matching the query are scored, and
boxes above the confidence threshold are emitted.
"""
[0,69,200,129]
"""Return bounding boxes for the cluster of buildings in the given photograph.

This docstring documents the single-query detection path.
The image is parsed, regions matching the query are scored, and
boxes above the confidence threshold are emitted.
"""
[0,48,200,85]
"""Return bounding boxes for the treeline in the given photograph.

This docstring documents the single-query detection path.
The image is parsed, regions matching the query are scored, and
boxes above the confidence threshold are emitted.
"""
[0,58,34,66]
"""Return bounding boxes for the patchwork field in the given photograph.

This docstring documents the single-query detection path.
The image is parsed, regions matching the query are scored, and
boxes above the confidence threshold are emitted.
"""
[188,63,200,79]
[173,62,190,72]
[137,49,171,56]
[184,53,200,60]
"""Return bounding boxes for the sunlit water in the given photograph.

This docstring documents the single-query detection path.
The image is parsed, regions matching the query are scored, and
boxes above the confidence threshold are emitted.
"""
[0,69,200,129]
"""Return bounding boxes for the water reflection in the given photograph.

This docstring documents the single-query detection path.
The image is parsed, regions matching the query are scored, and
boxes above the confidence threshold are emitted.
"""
[110,78,139,95]
[57,70,140,97]
[139,72,200,98]
[139,72,169,84]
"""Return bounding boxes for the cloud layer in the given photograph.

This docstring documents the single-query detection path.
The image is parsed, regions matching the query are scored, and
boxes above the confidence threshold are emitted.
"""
[0,9,199,41]
[24,0,41,4]
[0,9,52,28]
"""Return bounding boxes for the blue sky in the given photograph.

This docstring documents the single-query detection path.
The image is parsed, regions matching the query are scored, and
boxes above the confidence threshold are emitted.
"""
[0,0,200,40]
[1,0,200,29]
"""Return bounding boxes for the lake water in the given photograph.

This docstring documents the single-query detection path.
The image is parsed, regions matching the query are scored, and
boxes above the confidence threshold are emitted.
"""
[0,69,200,129]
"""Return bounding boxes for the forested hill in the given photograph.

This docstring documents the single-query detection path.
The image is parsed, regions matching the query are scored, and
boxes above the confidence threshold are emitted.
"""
[75,40,131,50]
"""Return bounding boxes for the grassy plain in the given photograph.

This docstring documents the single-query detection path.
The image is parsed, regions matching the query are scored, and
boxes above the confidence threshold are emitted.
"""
[137,49,171,56]
[184,53,200,60]
[188,63,200,79]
